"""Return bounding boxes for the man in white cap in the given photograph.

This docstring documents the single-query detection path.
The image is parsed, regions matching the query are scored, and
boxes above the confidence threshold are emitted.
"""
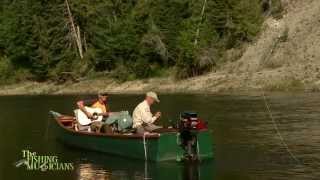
[132,91,162,134]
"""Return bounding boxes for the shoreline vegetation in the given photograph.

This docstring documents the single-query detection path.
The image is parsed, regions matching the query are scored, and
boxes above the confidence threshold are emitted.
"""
[2,0,320,95]
[0,69,317,95]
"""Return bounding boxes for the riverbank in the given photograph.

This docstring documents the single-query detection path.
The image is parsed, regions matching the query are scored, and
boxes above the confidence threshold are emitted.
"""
[0,67,318,95]
[0,75,250,95]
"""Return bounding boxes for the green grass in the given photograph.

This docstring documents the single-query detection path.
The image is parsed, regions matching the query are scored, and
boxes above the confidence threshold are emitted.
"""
[262,77,304,91]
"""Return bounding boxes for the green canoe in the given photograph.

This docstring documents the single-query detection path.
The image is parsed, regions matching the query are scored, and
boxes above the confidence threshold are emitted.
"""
[49,111,214,162]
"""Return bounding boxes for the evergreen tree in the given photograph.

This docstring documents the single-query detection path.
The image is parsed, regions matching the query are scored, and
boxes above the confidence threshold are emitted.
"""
[0,0,272,82]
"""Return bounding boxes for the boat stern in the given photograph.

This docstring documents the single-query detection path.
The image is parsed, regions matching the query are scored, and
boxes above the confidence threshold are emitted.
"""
[149,130,214,162]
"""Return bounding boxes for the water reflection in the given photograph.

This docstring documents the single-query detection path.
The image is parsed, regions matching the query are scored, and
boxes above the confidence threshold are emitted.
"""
[74,153,213,180]
[77,164,112,180]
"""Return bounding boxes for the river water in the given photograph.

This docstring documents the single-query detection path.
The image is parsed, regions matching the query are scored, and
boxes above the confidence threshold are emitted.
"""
[0,93,319,180]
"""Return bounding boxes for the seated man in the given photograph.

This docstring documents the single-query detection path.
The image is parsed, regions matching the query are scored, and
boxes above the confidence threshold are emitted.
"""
[76,93,110,132]
[132,92,162,134]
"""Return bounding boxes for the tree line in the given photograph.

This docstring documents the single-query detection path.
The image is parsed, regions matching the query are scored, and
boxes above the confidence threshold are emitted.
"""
[0,0,281,83]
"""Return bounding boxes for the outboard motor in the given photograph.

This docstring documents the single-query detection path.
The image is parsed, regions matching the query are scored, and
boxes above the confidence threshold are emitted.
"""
[178,112,207,160]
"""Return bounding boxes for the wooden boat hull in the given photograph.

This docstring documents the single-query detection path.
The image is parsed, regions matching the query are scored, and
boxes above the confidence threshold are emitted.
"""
[50,111,214,162]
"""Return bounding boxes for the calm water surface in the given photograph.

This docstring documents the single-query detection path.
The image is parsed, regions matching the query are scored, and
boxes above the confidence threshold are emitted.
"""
[0,93,319,180]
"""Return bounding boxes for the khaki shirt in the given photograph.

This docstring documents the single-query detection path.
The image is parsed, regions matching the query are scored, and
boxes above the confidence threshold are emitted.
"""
[132,100,157,128]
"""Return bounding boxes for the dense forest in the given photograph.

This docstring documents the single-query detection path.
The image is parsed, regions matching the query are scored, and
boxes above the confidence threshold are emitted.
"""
[0,0,282,84]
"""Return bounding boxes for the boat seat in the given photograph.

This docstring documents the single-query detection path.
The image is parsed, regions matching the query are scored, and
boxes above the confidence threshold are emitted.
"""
[75,123,91,132]
[153,128,178,133]
[59,116,76,129]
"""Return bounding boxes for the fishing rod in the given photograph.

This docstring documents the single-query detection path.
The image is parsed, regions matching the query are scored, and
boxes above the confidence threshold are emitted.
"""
[262,92,301,164]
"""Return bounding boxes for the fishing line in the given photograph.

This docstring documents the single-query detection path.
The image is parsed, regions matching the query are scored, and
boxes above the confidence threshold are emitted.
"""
[144,160,151,180]
[143,133,152,180]
[143,133,148,161]
[262,92,301,164]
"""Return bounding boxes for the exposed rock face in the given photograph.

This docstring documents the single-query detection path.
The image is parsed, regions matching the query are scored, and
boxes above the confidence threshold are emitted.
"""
[215,0,320,91]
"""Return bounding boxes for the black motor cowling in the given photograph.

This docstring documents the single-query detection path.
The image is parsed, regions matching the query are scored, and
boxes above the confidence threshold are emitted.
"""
[178,112,202,160]
[179,112,199,131]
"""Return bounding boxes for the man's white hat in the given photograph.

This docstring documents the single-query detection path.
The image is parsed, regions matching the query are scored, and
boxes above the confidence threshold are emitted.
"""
[146,91,160,103]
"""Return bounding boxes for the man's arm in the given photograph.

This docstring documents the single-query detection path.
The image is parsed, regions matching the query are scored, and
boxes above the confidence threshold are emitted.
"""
[98,104,111,117]
[77,100,93,118]
[141,108,160,124]
[98,112,110,117]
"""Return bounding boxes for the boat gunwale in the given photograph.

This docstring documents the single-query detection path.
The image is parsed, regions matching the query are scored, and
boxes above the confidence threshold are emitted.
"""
[52,112,168,139]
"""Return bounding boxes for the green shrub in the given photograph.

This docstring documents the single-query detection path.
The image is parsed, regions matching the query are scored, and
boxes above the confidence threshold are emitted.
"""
[13,68,33,82]
[110,64,135,82]
[271,0,284,19]
[0,56,13,82]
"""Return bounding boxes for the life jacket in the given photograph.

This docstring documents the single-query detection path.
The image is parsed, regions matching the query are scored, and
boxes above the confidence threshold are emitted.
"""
[91,100,108,113]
